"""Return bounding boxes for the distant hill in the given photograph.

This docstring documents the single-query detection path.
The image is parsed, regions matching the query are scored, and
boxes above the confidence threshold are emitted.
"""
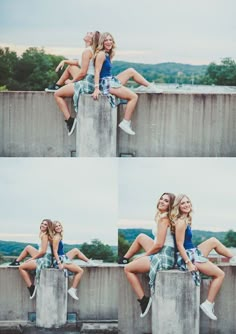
[0,240,117,257]
[118,228,227,246]
[112,61,207,84]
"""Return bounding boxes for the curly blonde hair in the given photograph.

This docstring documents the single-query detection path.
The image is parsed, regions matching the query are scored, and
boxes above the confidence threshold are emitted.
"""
[94,32,116,60]
[170,194,193,233]
[53,220,63,239]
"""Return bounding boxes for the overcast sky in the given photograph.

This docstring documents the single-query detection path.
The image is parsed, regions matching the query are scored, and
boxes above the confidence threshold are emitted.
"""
[0,0,235,64]
[0,158,235,245]
[0,159,118,245]
[118,158,236,232]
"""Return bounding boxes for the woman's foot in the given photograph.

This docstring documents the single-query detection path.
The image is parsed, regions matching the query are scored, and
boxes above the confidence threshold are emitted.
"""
[9,259,20,267]
[138,295,152,318]
[118,256,129,264]
[68,287,79,300]
[200,300,217,320]
[65,117,77,136]
[118,119,135,135]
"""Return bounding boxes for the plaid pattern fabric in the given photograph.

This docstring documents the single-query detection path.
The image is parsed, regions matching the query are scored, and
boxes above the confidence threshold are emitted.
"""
[52,254,73,269]
[99,76,122,108]
[176,248,208,286]
[73,74,95,112]
[149,246,175,294]
[35,252,52,283]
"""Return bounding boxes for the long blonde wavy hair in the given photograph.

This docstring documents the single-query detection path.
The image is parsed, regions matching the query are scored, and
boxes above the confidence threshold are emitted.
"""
[53,220,63,239]
[170,194,193,233]
[94,32,116,60]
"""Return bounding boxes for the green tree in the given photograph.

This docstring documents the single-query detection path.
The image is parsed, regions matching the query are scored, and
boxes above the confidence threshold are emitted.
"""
[201,58,236,85]
[80,239,115,262]
[224,230,236,247]
[12,47,65,90]
[118,232,131,257]
[0,47,18,88]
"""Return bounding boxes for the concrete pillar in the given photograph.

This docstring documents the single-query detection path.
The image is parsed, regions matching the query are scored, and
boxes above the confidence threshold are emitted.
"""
[118,267,152,334]
[152,270,200,334]
[76,95,117,157]
[36,269,68,328]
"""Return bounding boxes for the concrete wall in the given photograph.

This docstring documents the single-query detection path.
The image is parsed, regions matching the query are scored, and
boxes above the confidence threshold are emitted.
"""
[0,92,75,157]
[1,92,236,157]
[0,265,236,333]
[118,93,236,157]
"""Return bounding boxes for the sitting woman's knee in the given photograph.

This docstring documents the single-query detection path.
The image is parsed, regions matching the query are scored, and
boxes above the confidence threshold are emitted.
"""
[124,265,131,275]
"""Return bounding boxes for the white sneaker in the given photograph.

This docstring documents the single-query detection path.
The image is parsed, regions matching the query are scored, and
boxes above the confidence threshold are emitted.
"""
[200,301,217,320]
[229,256,236,265]
[146,84,163,94]
[118,120,135,135]
[68,287,79,300]
[87,260,98,266]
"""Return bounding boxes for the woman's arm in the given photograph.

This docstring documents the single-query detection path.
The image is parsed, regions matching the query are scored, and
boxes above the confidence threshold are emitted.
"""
[175,220,197,271]
[145,219,169,256]
[52,236,63,269]
[70,48,92,83]
[92,51,105,100]
[55,59,79,72]
[26,235,48,261]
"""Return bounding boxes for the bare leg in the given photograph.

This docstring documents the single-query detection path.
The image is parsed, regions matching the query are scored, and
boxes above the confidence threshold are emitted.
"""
[198,237,233,258]
[124,234,154,259]
[109,86,138,120]
[195,261,225,303]
[19,261,37,287]
[66,248,89,262]
[57,65,80,86]
[116,68,150,87]
[124,256,151,299]
[64,263,84,289]
[17,245,38,262]
[54,83,75,120]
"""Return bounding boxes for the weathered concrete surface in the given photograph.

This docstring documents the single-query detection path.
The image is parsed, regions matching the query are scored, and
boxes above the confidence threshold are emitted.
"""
[1,265,236,333]
[36,269,68,328]
[77,95,117,157]
[80,322,118,333]
[0,267,35,321]
[118,93,236,157]
[118,266,152,334]
[0,92,75,157]
[200,265,236,334]
[1,92,236,157]
[152,270,200,334]
[67,265,118,320]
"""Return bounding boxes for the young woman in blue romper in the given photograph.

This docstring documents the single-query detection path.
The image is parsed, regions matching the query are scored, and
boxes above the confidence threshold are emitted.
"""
[92,32,163,136]
[171,194,234,321]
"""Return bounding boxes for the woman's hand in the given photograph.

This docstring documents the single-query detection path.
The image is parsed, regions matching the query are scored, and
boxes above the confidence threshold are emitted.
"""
[92,88,100,100]
[58,262,63,270]
[187,261,197,272]
[55,60,65,72]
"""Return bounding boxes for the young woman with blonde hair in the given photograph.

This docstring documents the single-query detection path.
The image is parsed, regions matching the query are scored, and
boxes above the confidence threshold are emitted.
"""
[46,31,101,136]
[121,193,176,318]
[171,194,234,321]
[12,219,54,299]
[92,32,162,135]
[52,221,93,300]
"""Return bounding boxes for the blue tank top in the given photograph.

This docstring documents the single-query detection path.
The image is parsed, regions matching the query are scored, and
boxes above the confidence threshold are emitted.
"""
[58,240,64,255]
[184,224,195,249]
[100,54,112,78]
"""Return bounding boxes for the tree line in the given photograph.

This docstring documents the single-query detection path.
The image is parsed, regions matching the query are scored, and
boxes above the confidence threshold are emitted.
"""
[0,47,236,91]
[118,229,236,257]
[0,238,117,263]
